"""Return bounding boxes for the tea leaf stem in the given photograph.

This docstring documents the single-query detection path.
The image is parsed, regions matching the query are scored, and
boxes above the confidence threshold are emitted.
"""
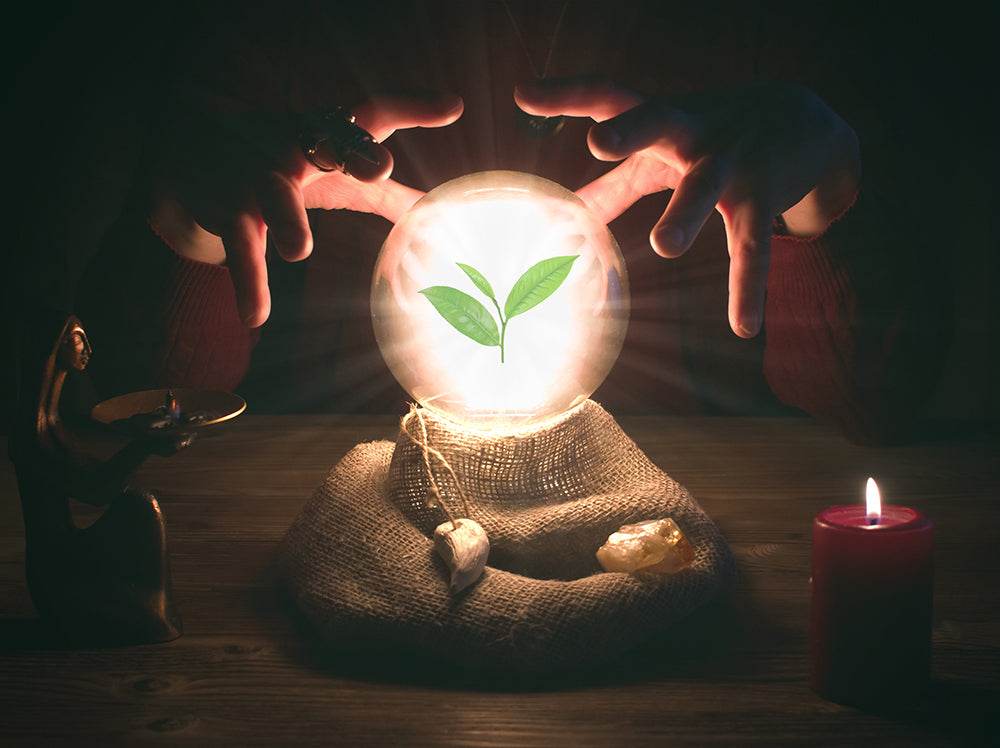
[489,297,508,363]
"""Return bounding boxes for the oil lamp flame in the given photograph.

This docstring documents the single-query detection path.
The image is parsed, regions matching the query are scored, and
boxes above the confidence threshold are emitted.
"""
[866,477,881,526]
[166,390,181,421]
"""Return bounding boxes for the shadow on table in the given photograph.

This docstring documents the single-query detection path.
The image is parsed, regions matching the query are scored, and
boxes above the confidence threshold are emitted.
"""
[0,616,162,651]
[274,587,765,692]
[273,574,1000,744]
[906,419,1000,445]
[0,618,53,651]
[864,679,1000,746]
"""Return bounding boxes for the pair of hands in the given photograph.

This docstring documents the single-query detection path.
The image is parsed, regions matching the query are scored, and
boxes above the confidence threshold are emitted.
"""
[157,78,859,336]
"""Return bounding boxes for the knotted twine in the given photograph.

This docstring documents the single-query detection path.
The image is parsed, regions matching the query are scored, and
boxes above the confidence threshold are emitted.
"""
[276,400,736,672]
[398,404,473,530]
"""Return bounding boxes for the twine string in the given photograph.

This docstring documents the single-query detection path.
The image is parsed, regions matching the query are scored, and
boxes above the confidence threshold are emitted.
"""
[400,405,473,528]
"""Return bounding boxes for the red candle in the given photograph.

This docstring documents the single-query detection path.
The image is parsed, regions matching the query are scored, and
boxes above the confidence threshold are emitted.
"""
[810,478,934,707]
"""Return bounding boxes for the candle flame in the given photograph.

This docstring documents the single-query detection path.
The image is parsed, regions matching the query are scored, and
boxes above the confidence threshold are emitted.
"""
[866,477,881,526]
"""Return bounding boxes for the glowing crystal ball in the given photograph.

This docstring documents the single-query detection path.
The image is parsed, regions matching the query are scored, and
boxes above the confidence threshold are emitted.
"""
[371,171,629,432]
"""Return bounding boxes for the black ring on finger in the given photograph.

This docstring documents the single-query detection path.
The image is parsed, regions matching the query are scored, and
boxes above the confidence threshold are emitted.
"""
[298,107,379,173]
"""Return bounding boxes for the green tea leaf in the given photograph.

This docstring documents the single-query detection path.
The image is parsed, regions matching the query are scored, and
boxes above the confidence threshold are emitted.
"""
[503,255,579,320]
[419,286,501,348]
[456,262,496,302]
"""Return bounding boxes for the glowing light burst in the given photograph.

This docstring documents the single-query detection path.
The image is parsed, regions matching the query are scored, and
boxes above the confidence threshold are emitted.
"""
[371,171,629,432]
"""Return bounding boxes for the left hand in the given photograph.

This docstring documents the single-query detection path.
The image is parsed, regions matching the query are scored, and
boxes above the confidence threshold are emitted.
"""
[515,76,861,337]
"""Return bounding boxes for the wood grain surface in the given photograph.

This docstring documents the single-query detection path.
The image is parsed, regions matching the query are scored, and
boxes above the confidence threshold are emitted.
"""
[2,414,997,746]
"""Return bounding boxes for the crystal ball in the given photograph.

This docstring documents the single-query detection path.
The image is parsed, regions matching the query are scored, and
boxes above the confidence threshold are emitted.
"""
[371,170,629,433]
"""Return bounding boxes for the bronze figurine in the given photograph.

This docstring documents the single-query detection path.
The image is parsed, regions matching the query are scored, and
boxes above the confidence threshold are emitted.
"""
[9,315,186,645]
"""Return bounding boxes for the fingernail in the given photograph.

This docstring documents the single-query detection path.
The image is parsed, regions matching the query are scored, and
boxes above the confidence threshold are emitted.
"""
[654,224,685,256]
[737,313,761,338]
[444,95,465,116]
[602,123,623,149]
[240,306,265,328]
[514,80,546,98]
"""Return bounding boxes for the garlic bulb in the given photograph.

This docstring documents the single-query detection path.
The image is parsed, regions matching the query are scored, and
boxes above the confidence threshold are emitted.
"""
[434,518,489,593]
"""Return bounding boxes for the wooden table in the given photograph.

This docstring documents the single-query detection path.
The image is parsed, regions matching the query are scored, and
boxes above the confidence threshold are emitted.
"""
[2,415,997,746]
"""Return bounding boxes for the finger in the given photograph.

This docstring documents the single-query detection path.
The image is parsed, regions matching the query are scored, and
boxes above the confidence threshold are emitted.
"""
[575,157,664,224]
[221,211,270,327]
[588,100,699,162]
[651,156,731,257]
[372,180,426,223]
[353,92,464,142]
[295,124,394,183]
[723,206,771,338]
[257,171,313,261]
[344,141,394,183]
[514,75,643,122]
[302,168,423,221]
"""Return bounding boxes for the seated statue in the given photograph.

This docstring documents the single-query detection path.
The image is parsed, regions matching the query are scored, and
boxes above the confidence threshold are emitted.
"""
[9,315,185,644]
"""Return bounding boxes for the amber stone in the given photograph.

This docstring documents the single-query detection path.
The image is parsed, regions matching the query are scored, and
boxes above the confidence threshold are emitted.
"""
[596,518,696,575]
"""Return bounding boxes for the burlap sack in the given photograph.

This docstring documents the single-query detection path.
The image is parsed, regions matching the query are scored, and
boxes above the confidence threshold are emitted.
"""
[277,400,736,672]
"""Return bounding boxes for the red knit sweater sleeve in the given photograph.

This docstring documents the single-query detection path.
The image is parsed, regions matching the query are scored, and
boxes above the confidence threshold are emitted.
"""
[763,186,948,445]
[76,211,257,400]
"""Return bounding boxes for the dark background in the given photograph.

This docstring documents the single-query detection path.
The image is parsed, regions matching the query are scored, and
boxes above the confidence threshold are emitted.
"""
[3,2,995,434]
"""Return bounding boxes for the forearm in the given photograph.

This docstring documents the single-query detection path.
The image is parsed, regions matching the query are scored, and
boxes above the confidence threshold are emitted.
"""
[762,185,950,444]
[76,209,256,398]
[149,193,227,265]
